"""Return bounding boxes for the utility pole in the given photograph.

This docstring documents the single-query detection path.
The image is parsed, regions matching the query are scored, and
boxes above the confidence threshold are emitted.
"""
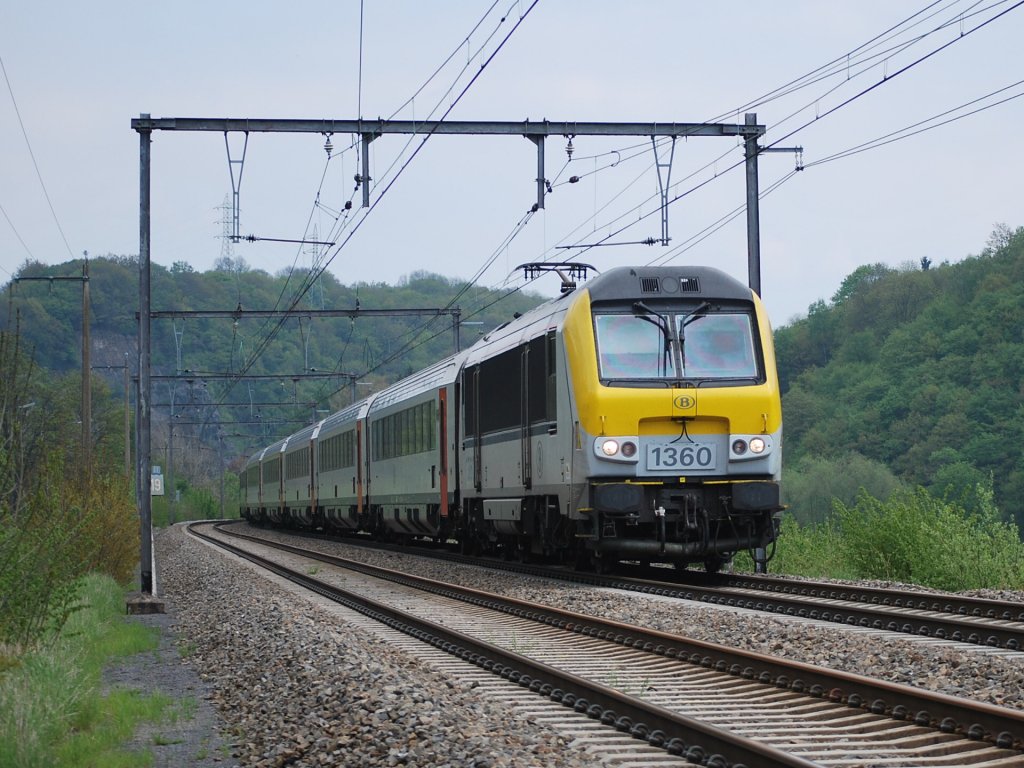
[167,404,175,526]
[136,116,157,602]
[742,112,801,574]
[81,257,91,474]
[744,111,803,298]
[124,353,131,478]
[744,114,762,297]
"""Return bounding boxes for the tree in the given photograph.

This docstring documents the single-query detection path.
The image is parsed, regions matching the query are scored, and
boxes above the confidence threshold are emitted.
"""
[784,452,903,525]
[830,263,893,306]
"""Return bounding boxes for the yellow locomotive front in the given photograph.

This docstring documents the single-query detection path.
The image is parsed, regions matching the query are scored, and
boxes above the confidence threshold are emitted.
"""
[562,266,782,571]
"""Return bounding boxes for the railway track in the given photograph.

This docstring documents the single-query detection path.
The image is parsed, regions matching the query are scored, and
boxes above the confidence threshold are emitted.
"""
[193,522,1024,767]
[697,571,1024,620]
[233,521,1024,654]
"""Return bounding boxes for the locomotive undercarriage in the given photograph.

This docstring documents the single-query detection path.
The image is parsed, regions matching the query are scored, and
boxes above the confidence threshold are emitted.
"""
[458,495,574,562]
[585,479,780,571]
[248,479,778,574]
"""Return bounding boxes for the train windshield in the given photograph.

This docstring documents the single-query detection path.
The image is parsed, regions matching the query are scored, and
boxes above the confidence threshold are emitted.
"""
[595,311,758,383]
[679,313,758,379]
[594,314,676,379]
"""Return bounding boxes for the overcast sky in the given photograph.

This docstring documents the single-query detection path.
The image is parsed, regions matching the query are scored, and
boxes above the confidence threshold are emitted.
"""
[2,1,1020,326]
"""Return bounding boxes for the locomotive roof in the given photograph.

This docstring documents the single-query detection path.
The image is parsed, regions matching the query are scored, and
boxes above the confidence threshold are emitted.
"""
[584,265,753,303]
[459,265,753,364]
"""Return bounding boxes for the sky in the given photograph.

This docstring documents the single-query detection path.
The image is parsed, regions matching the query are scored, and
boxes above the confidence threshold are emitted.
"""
[1,1,1021,326]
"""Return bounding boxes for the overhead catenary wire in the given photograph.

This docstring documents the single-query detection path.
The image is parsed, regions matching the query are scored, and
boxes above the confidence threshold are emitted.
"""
[222,0,1021,440]
[524,0,1023,274]
[804,78,1024,167]
[386,0,503,121]
[205,0,543,423]
[254,0,528,350]
[0,53,75,261]
[762,0,1024,154]
[705,0,994,123]
[0,201,34,267]
[327,0,1024,404]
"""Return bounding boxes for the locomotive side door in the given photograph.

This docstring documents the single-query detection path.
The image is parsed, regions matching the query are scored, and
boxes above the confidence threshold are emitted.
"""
[520,343,532,490]
[356,420,365,515]
[438,389,449,517]
[472,366,482,492]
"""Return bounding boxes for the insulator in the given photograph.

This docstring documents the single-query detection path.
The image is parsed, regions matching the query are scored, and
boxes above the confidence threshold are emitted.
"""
[324,136,333,157]
[569,176,580,183]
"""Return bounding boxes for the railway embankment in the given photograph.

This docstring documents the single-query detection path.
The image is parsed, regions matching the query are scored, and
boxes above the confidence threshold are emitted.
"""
[112,522,1024,766]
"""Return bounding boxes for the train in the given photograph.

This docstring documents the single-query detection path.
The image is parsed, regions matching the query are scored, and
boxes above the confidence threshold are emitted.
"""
[240,264,783,572]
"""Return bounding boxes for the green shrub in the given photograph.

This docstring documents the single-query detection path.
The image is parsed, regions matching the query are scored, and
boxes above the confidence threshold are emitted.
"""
[833,485,1024,590]
[0,460,138,649]
[735,514,856,580]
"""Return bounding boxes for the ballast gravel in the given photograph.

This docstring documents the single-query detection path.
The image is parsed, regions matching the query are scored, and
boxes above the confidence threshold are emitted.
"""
[157,525,595,768]
[236,526,1024,712]
[145,523,1024,766]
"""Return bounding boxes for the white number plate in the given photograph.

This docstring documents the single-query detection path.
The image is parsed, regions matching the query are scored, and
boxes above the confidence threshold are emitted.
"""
[646,443,717,471]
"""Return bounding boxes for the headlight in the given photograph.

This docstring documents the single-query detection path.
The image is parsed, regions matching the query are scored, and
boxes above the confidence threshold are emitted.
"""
[594,437,639,462]
[730,435,771,461]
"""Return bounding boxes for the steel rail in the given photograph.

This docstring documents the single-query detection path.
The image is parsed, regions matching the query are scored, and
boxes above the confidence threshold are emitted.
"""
[276,532,1024,651]
[212,522,1024,752]
[189,522,817,768]
[702,571,1024,622]
[260,524,1024,651]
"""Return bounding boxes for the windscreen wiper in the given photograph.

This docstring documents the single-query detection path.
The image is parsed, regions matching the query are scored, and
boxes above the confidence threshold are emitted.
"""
[679,301,710,372]
[632,301,672,375]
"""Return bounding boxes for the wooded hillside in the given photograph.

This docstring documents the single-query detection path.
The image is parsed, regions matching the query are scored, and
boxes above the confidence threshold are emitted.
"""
[1,256,546,465]
[776,225,1024,529]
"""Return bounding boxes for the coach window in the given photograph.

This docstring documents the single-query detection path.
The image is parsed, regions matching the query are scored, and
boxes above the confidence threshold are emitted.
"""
[405,407,413,454]
[527,333,557,425]
[478,347,521,432]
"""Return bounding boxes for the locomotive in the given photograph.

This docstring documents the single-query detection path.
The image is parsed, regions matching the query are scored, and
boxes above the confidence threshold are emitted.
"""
[240,265,783,572]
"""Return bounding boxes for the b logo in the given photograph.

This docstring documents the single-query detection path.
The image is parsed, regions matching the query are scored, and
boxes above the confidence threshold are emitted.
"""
[674,395,695,409]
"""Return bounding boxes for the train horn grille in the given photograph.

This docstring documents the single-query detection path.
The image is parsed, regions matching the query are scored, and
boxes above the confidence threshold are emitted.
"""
[640,277,660,293]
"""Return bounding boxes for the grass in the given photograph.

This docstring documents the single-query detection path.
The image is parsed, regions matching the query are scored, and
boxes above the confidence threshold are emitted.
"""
[0,574,188,768]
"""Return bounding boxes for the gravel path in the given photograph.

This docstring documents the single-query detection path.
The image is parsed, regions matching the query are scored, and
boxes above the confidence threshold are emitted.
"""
[103,611,233,767]
[107,523,1024,766]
